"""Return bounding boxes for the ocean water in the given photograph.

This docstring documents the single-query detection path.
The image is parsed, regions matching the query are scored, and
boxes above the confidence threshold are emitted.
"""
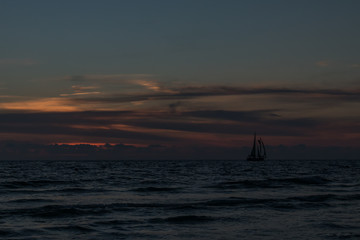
[0,159,359,240]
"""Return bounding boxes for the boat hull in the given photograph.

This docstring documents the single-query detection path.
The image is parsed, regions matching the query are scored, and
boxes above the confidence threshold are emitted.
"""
[247,156,265,161]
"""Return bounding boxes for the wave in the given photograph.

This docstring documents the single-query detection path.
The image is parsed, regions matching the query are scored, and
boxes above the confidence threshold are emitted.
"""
[45,225,95,233]
[209,176,331,189]
[150,215,215,224]
[1,228,46,238]
[204,197,273,207]
[3,192,358,218]
[0,180,74,189]
[94,219,144,225]
[1,202,179,218]
[1,204,113,218]
[288,193,360,203]
[132,187,181,192]
[1,187,112,195]
[282,176,330,185]
[198,192,359,210]
[56,187,112,193]
[288,194,337,202]
[6,198,57,204]
[334,193,360,201]
[320,222,360,230]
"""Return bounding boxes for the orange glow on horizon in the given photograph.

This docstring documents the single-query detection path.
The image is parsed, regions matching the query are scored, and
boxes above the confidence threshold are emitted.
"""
[54,142,150,148]
[55,142,110,146]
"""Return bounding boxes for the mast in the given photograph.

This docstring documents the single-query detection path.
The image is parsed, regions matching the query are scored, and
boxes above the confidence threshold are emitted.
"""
[251,132,256,157]
[260,138,266,158]
[258,139,262,157]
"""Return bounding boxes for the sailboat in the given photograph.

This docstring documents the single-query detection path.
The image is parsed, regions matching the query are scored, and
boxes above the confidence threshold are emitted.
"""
[247,132,266,161]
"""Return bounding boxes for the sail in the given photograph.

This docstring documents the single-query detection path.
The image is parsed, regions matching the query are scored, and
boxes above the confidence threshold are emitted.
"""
[261,139,266,158]
[257,139,262,157]
[247,133,266,161]
[250,132,256,157]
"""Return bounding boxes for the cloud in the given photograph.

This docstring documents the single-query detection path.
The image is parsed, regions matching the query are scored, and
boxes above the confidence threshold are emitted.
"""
[62,74,177,95]
[0,58,39,66]
[122,110,322,136]
[0,111,135,125]
[0,108,358,150]
[60,92,102,97]
[72,85,99,92]
[168,101,182,113]
[60,85,101,96]
[1,84,359,119]
[0,111,174,143]
[184,110,276,122]
[64,74,155,83]
[71,86,360,105]
[134,79,177,93]
[1,77,358,149]
[0,97,80,112]
[57,74,360,107]
[315,60,329,67]
[135,80,162,91]
[0,109,324,135]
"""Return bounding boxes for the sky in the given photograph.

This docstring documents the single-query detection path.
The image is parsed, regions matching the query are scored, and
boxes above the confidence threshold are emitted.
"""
[0,0,359,159]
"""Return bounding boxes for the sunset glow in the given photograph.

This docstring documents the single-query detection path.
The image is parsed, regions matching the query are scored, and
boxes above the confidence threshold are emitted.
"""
[1,1,359,159]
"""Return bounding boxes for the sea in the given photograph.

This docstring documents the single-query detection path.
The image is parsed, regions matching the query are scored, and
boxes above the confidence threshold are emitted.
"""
[0,159,359,240]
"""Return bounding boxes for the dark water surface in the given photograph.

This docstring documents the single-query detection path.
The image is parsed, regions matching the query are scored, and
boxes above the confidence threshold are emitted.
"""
[0,160,359,239]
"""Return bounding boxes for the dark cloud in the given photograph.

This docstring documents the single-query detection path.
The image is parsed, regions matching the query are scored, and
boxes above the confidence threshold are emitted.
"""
[0,111,134,125]
[0,122,172,141]
[0,107,357,151]
[0,111,173,142]
[184,110,275,122]
[175,86,360,98]
[0,107,358,160]
[0,109,324,139]
[168,101,182,113]
[71,86,360,104]
[186,110,322,130]
[121,110,321,136]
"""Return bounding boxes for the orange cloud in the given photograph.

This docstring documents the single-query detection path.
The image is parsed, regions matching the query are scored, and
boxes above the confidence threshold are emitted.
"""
[60,92,101,96]
[315,60,329,67]
[0,97,80,112]
[72,85,100,92]
[134,80,177,94]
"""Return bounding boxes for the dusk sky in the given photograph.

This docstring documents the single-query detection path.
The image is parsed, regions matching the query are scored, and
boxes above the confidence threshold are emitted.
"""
[1,0,359,159]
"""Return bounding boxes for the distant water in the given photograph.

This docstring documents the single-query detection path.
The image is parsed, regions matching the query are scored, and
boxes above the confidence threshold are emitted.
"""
[0,160,359,240]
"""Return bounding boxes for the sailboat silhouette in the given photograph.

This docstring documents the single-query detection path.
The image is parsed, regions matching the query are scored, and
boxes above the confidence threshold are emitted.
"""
[247,132,266,161]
